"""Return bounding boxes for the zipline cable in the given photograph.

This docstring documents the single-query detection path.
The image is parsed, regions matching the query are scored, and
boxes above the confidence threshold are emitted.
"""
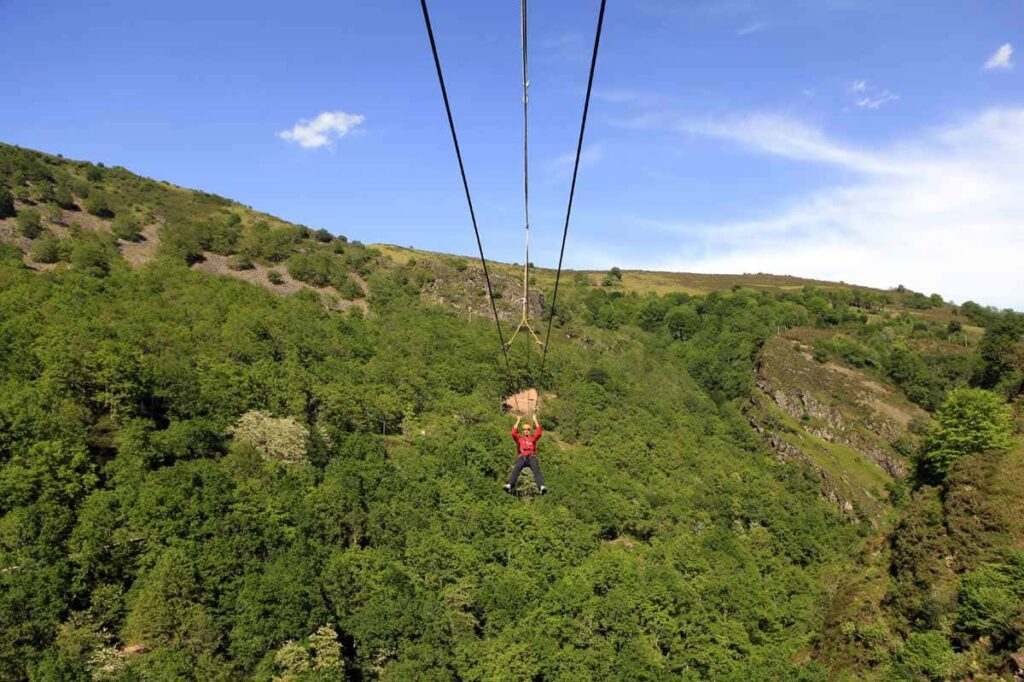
[521,0,531,375]
[419,0,513,382]
[541,0,607,375]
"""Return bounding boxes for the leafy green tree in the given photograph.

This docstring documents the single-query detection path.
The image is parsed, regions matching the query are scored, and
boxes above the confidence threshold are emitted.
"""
[920,388,1013,480]
[665,305,699,341]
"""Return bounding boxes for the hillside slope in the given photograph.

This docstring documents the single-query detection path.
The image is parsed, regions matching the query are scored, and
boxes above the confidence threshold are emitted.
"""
[2,141,1022,680]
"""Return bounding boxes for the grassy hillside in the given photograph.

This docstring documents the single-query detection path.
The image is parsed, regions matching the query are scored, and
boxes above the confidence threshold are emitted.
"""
[1,142,1023,680]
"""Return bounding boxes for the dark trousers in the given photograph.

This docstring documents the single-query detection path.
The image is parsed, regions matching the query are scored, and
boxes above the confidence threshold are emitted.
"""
[508,455,544,488]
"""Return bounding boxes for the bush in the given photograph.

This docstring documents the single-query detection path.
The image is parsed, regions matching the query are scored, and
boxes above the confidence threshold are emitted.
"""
[314,228,333,243]
[84,191,114,218]
[267,270,284,285]
[955,551,1024,644]
[71,178,91,199]
[29,237,61,263]
[53,183,76,209]
[230,254,254,271]
[16,209,43,238]
[85,166,103,182]
[0,186,16,218]
[43,204,64,225]
[287,252,335,287]
[889,630,955,681]
[111,214,141,241]
[335,274,365,300]
[0,242,24,264]
[71,237,112,277]
[207,214,243,255]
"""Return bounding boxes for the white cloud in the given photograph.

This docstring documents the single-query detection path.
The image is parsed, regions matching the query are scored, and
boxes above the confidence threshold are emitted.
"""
[847,80,898,109]
[277,110,365,149]
[984,43,1014,70]
[615,108,1024,308]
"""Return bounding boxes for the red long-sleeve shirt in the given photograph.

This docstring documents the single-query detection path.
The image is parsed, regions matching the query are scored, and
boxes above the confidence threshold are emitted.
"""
[511,425,542,457]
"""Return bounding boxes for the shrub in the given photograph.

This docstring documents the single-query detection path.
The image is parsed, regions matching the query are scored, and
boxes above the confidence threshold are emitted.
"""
[207,214,243,255]
[85,166,103,182]
[229,254,254,271]
[53,184,76,209]
[71,178,91,199]
[0,186,15,218]
[29,237,61,263]
[314,228,333,243]
[287,252,335,287]
[16,209,43,238]
[43,204,64,225]
[267,270,284,285]
[84,191,114,218]
[335,274,365,300]
[889,630,955,681]
[0,242,24,264]
[954,551,1024,643]
[111,214,141,241]
[72,237,112,277]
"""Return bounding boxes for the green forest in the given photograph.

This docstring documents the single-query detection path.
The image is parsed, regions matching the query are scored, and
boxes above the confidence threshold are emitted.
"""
[1,143,1023,680]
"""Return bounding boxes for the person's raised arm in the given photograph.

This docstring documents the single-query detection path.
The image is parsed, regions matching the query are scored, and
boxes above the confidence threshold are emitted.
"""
[512,415,522,439]
[532,413,542,438]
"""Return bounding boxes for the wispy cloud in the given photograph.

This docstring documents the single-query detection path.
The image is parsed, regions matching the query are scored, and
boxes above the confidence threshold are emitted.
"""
[736,20,766,36]
[847,80,899,109]
[277,110,365,149]
[984,43,1014,70]
[610,108,1024,308]
[548,144,603,178]
[541,32,588,63]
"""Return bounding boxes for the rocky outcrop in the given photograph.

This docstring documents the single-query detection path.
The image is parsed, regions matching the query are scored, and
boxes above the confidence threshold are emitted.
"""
[749,332,930,522]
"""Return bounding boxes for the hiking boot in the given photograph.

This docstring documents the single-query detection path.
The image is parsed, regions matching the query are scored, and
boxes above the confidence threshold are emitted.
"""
[503,484,513,494]
[539,486,548,495]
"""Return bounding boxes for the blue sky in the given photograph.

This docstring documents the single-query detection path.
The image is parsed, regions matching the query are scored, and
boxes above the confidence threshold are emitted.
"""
[2,0,1022,307]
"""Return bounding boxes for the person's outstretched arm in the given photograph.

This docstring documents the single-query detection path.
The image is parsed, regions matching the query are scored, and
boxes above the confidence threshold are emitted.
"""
[532,413,542,439]
[512,415,522,440]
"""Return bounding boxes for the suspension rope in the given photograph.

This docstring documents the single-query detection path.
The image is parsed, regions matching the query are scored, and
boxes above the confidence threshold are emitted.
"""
[505,0,545,361]
[521,0,531,368]
[419,0,513,382]
[541,0,607,376]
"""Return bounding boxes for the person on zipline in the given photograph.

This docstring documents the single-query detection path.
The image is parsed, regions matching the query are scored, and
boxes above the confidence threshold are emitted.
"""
[504,413,547,495]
